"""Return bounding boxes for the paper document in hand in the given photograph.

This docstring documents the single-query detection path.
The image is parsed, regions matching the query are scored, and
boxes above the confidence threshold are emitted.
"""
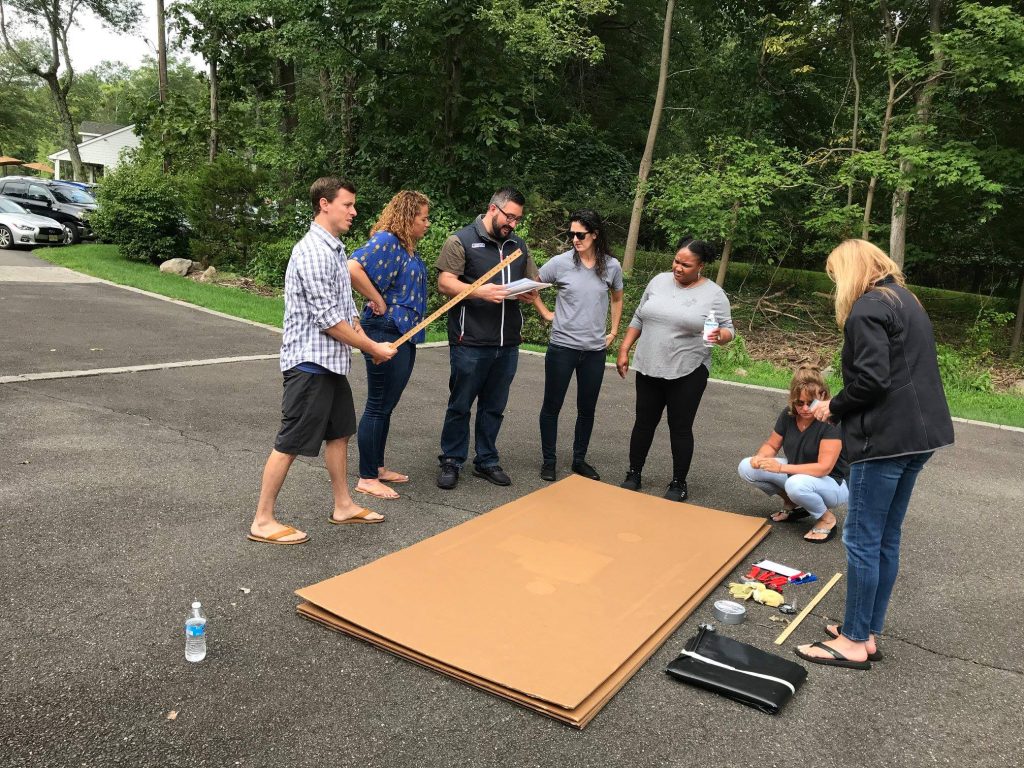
[502,278,552,298]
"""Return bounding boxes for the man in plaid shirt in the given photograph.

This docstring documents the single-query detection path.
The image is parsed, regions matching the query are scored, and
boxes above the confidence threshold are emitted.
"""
[249,177,397,545]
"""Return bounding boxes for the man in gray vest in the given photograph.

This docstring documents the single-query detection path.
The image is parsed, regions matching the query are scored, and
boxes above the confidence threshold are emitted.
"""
[434,187,541,489]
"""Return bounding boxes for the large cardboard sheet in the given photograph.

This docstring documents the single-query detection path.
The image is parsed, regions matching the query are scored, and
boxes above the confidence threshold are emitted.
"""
[296,475,769,727]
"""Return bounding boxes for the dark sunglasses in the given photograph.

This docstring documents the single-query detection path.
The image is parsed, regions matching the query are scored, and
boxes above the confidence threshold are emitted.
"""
[568,230,591,240]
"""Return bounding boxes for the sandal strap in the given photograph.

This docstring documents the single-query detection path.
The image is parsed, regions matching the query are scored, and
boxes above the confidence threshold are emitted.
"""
[267,526,298,541]
[811,641,845,660]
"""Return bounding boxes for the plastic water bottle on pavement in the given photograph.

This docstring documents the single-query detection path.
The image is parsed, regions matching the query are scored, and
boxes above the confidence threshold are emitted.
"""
[185,601,207,662]
[702,310,717,347]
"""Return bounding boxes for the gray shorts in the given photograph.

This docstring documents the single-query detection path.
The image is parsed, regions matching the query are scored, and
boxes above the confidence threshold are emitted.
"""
[274,369,356,457]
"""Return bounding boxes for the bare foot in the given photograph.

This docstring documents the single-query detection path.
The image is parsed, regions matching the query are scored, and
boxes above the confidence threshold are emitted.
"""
[377,468,409,483]
[796,635,869,663]
[248,520,308,543]
[330,505,385,524]
[827,624,877,656]
[804,511,837,541]
[355,478,400,499]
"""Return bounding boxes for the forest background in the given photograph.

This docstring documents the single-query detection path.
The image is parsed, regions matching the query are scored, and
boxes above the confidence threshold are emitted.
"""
[3,0,1024,405]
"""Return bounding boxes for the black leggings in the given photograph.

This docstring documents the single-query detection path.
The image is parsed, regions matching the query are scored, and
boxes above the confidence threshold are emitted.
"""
[628,367,709,480]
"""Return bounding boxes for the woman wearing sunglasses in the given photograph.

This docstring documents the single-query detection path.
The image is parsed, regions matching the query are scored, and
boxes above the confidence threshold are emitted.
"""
[737,365,849,543]
[532,209,624,481]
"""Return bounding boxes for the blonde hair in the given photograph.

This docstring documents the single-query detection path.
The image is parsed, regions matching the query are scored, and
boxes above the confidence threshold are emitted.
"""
[788,365,830,417]
[825,239,906,327]
[370,190,431,254]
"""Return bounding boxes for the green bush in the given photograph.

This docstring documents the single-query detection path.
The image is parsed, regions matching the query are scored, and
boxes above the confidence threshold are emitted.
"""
[184,155,270,269]
[91,159,187,265]
[935,344,995,393]
[246,238,294,287]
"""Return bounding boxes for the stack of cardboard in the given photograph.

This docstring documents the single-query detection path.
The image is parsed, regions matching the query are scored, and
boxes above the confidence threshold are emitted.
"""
[297,475,769,727]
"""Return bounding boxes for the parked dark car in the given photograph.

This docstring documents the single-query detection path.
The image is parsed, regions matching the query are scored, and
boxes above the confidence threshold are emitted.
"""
[0,177,96,243]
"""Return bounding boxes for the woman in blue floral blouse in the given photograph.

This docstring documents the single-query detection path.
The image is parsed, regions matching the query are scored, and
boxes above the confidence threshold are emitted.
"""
[348,191,431,499]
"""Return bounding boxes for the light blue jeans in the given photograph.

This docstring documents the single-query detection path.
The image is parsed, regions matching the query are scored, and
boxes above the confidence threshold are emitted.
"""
[737,457,848,519]
[841,452,933,642]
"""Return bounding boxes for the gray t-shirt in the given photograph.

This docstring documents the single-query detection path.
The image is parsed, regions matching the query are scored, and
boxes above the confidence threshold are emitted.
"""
[539,250,624,351]
[629,273,733,379]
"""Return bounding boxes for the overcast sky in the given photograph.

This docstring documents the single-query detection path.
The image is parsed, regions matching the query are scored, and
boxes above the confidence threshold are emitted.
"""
[68,9,203,73]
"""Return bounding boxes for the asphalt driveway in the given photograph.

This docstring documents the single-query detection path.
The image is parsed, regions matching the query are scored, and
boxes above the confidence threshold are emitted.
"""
[2,249,1022,768]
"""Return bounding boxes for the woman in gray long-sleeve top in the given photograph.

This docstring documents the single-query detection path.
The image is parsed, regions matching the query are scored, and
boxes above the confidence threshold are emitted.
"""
[615,238,734,501]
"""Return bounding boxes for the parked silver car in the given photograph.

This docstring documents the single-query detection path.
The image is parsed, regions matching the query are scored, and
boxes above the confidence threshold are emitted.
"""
[0,195,69,248]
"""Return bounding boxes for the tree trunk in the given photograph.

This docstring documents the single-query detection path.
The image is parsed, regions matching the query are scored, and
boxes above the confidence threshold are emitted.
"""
[277,59,298,136]
[622,0,675,274]
[889,0,944,268]
[340,70,357,167]
[208,57,219,162]
[156,0,170,172]
[1012,268,1024,356]
[442,41,463,199]
[847,10,861,209]
[716,201,740,286]
[318,68,334,120]
[42,73,84,181]
[861,77,896,240]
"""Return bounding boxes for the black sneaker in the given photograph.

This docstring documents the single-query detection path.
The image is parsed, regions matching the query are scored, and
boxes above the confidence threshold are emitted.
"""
[620,469,642,491]
[437,462,460,490]
[540,463,556,482]
[473,465,511,486]
[664,479,688,502]
[571,461,600,481]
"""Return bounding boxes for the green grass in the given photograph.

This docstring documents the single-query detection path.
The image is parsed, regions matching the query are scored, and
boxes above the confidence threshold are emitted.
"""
[36,244,286,327]
[38,244,1024,428]
[709,356,1024,428]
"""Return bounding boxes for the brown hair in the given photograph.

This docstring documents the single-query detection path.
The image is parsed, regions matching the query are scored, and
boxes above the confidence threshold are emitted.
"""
[369,190,431,253]
[788,365,830,417]
[309,176,356,216]
[826,239,906,327]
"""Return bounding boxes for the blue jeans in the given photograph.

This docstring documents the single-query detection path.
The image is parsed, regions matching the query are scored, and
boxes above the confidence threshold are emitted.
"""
[438,345,519,469]
[539,344,607,465]
[357,316,416,479]
[737,458,848,518]
[842,452,933,641]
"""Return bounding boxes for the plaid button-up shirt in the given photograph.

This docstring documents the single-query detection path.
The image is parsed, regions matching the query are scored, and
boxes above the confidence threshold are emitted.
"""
[279,222,359,375]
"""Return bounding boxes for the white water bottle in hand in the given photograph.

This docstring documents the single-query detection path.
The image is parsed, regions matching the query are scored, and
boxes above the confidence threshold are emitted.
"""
[702,310,717,347]
[185,601,207,662]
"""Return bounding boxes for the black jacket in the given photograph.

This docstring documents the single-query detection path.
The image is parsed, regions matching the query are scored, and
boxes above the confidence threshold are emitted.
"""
[447,217,530,347]
[829,279,954,464]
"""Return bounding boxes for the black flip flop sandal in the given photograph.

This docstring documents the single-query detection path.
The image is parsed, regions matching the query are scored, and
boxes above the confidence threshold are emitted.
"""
[768,507,810,523]
[826,624,883,661]
[794,641,872,670]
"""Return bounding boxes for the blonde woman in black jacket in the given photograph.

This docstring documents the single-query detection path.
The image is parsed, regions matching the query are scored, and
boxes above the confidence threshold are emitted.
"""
[795,239,953,670]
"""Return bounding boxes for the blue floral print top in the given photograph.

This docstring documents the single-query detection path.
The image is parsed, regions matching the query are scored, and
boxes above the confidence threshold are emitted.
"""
[352,230,428,344]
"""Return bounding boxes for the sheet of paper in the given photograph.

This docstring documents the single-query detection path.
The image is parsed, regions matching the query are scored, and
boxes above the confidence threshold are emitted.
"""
[754,559,802,578]
[502,278,552,298]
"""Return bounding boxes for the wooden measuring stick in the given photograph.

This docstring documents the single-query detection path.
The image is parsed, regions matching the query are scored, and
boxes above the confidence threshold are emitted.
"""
[389,248,524,349]
[773,572,842,646]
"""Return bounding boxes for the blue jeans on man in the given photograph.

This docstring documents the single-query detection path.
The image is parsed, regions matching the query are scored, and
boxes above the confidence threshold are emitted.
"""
[841,451,933,642]
[439,345,519,469]
[358,316,416,479]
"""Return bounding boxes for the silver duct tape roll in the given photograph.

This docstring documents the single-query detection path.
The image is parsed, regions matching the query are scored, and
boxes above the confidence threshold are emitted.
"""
[713,599,747,624]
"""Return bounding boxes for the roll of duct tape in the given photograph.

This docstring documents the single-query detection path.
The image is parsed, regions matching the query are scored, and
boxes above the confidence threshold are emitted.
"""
[713,599,747,624]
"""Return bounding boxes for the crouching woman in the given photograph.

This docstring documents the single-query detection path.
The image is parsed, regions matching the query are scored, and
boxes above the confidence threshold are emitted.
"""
[738,365,849,543]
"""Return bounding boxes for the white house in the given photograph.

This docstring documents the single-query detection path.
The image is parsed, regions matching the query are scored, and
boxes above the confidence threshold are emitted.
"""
[48,122,141,182]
